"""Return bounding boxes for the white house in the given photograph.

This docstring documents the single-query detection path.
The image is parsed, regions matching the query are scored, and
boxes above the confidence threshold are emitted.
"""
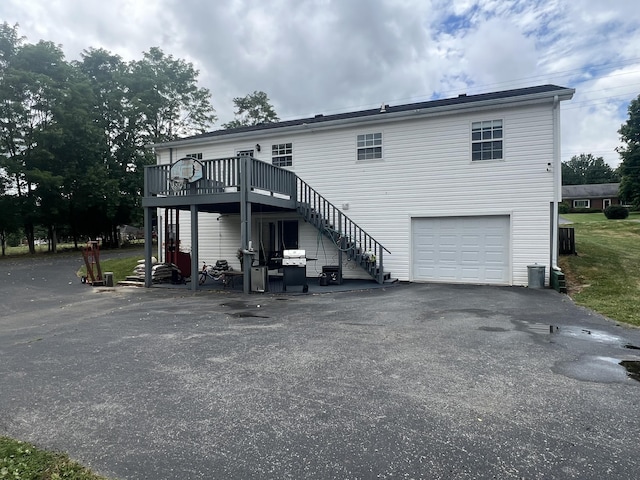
[142,84,575,292]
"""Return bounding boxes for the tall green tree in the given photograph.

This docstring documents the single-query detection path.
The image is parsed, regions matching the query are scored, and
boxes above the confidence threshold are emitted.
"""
[0,23,22,253]
[561,153,619,185]
[0,35,71,253]
[130,47,217,143]
[618,95,640,208]
[116,47,216,231]
[77,48,134,245]
[1,27,218,250]
[223,90,279,128]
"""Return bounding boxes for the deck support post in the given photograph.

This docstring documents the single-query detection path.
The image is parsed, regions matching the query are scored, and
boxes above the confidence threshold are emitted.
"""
[144,206,153,288]
[190,204,199,291]
[240,156,252,294]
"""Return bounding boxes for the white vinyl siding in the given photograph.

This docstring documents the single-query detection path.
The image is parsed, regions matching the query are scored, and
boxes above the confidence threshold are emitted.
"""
[155,102,557,286]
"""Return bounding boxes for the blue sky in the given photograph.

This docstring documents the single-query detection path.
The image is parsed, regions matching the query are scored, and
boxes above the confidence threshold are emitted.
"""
[2,0,639,167]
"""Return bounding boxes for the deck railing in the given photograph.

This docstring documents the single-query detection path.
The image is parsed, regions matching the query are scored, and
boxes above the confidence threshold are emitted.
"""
[144,156,389,282]
[145,157,296,198]
[296,178,390,284]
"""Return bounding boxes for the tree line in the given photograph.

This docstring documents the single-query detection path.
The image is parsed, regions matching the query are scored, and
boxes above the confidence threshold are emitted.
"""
[2,21,639,256]
[562,97,640,211]
[0,23,216,254]
[0,23,279,255]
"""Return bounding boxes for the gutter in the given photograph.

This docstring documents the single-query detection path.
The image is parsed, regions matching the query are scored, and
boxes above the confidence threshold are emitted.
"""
[551,94,561,272]
[151,88,576,150]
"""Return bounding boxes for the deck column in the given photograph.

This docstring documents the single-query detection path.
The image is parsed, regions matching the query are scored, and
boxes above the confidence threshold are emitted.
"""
[190,204,199,291]
[240,156,252,294]
[144,206,153,288]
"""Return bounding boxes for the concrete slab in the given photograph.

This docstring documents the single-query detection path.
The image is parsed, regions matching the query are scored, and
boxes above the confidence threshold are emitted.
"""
[1,253,639,479]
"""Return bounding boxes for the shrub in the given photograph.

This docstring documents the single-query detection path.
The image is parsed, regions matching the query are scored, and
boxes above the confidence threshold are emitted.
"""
[558,202,570,214]
[604,205,629,219]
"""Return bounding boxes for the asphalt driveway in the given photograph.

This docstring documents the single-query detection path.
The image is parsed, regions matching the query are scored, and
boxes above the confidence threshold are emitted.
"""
[1,252,639,479]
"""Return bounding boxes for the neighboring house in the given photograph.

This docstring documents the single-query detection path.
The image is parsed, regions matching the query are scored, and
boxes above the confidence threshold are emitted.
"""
[142,84,575,292]
[562,183,621,210]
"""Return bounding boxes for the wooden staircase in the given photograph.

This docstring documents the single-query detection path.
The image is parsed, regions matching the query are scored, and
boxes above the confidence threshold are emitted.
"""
[144,156,393,285]
[296,178,392,284]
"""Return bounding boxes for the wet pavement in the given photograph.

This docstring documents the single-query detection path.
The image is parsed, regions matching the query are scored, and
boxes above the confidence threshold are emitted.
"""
[1,252,640,479]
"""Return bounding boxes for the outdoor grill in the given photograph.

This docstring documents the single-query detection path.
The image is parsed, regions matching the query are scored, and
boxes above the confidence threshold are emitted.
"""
[282,249,308,292]
[282,249,306,267]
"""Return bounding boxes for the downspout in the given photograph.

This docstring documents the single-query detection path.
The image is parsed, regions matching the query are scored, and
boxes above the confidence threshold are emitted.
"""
[551,95,561,272]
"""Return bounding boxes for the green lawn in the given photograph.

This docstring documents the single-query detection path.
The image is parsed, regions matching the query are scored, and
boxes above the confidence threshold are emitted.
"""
[0,437,111,479]
[559,212,640,326]
[78,255,142,284]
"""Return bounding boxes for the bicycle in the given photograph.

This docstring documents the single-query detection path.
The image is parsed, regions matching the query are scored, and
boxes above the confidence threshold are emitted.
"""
[198,260,233,286]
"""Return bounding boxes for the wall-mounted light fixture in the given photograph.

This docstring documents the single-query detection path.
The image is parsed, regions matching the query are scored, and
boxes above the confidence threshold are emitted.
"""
[255,143,261,152]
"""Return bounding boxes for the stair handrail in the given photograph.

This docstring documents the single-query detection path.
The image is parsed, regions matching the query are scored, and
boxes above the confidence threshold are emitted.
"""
[296,177,390,253]
[296,177,389,284]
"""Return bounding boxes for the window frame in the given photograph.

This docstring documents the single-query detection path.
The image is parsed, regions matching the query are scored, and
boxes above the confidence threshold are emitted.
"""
[186,152,203,160]
[356,132,383,161]
[271,142,293,167]
[471,119,503,162]
[573,199,590,208]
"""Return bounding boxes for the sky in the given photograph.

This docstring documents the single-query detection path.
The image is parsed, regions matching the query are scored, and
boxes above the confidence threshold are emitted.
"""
[2,0,640,167]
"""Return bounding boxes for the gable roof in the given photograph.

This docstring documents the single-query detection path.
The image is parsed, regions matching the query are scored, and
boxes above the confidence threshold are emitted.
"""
[153,84,575,148]
[562,183,620,199]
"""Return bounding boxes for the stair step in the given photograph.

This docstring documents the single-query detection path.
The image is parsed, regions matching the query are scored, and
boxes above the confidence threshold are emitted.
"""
[297,196,389,285]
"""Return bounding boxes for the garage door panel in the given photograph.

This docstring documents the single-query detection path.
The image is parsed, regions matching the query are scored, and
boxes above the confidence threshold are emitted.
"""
[412,216,509,285]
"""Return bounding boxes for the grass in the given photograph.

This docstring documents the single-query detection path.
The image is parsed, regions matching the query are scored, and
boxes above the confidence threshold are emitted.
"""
[78,255,142,284]
[559,212,640,326]
[3,243,78,256]
[0,437,110,480]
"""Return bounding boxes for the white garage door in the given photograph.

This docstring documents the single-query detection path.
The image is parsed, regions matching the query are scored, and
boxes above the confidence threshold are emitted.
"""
[412,216,510,285]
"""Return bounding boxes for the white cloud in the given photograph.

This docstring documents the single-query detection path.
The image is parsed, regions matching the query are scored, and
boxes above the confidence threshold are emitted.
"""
[1,0,640,166]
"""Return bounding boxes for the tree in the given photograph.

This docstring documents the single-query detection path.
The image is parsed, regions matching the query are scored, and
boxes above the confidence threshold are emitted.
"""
[223,90,279,129]
[561,153,619,185]
[0,36,71,253]
[1,27,218,251]
[129,47,217,144]
[618,95,640,208]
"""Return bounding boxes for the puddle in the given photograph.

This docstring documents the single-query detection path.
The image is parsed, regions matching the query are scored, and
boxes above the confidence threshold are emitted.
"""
[478,326,508,332]
[553,356,633,384]
[523,322,639,349]
[342,322,385,327]
[620,361,640,382]
[231,312,269,319]
[220,301,256,309]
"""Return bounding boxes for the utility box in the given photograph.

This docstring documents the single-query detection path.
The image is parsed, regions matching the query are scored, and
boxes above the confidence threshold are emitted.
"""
[251,266,269,293]
[527,264,546,288]
[104,272,114,287]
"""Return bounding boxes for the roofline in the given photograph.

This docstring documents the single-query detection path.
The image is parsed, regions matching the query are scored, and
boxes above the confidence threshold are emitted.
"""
[151,85,575,149]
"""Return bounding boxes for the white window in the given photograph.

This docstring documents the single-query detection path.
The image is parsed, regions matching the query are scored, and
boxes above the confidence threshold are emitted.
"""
[603,199,611,209]
[237,149,254,157]
[357,133,382,160]
[573,199,590,208]
[186,153,203,160]
[472,120,503,161]
[272,143,292,167]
